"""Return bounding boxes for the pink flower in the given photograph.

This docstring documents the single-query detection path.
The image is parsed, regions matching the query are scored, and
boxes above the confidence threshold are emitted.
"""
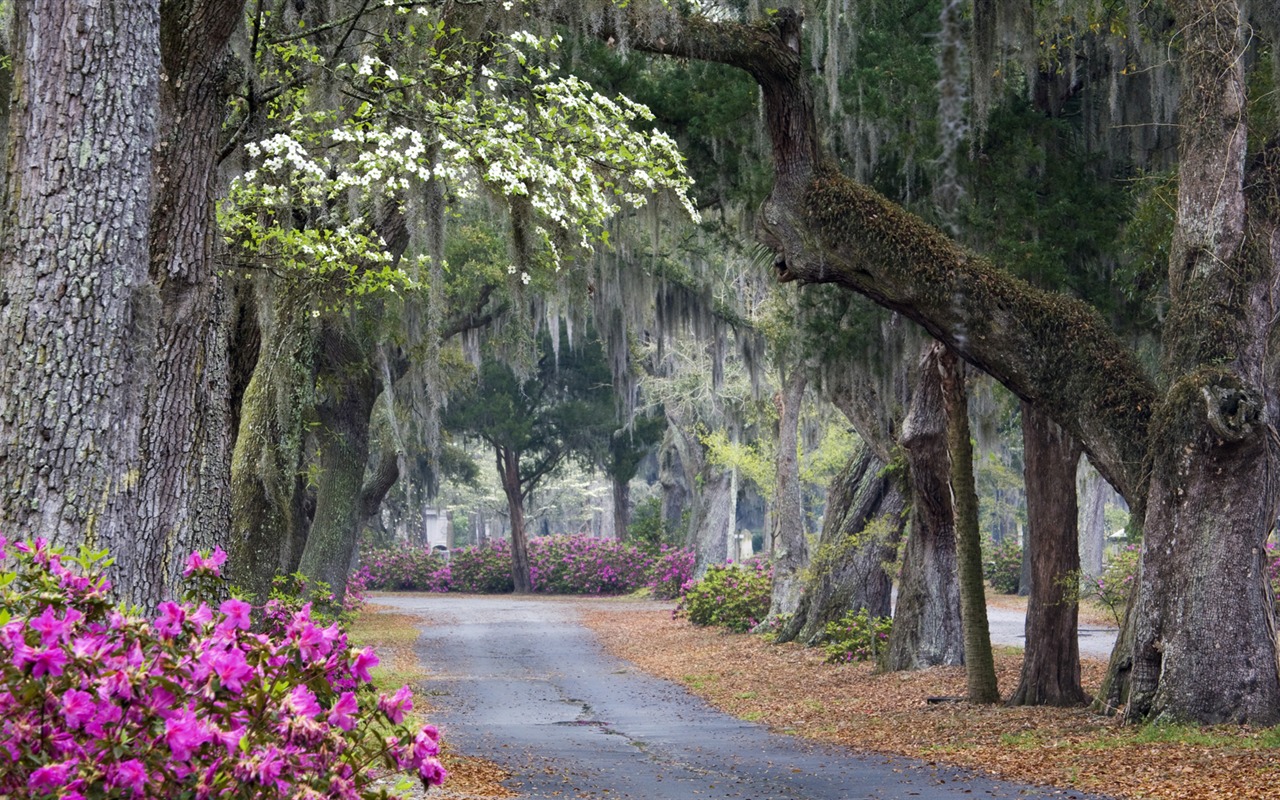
[418,758,448,786]
[166,708,213,761]
[109,759,148,795]
[61,688,97,728]
[327,691,358,731]
[351,647,379,682]
[378,684,414,724]
[183,546,228,577]
[155,601,187,638]
[28,605,81,646]
[30,647,67,677]
[29,761,73,792]
[201,645,254,694]
[286,684,322,719]
[218,598,252,631]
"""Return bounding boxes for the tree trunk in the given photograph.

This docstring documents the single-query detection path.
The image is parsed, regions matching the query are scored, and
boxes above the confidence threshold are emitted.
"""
[944,348,1000,704]
[0,0,159,594]
[129,0,243,604]
[498,446,533,593]
[295,316,379,605]
[1077,459,1107,579]
[612,475,631,541]
[765,367,809,621]
[884,343,963,671]
[1120,0,1280,724]
[776,442,906,645]
[227,284,316,600]
[1009,400,1089,707]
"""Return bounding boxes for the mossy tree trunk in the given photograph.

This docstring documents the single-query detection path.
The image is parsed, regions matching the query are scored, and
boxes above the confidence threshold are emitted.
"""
[294,315,381,605]
[943,348,1000,703]
[764,367,809,621]
[1118,0,1280,724]
[1009,401,1088,707]
[775,441,905,645]
[227,284,317,600]
[884,342,963,671]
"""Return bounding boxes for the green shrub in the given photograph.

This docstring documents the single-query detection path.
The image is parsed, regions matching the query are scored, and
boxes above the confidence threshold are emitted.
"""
[822,607,893,664]
[675,559,772,633]
[983,536,1022,594]
[1084,544,1139,625]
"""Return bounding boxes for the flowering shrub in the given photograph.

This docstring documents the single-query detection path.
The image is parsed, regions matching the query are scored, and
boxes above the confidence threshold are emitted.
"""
[359,548,451,593]
[982,536,1022,594]
[1084,544,1140,625]
[0,538,446,798]
[675,559,773,633]
[527,535,653,594]
[448,541,515,593]
[361,538,696,598]
[648,546,696,600]
[821,608,892,664]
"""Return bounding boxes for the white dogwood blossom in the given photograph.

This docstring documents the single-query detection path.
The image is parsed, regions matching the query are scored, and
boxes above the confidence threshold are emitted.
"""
[221,27,697,296]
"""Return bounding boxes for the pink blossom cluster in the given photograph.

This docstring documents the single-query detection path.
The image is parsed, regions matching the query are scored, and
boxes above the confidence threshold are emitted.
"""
[0,537,447,798]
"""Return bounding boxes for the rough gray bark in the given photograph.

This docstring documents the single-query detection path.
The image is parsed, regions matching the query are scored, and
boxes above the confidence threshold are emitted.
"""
[1009,400,1088,707]
[498,445,533,594]
[133,0,244,604]
[884,343,963,671]
[0,0,158,580]
[775,442,905,645]
[764,367,810,621]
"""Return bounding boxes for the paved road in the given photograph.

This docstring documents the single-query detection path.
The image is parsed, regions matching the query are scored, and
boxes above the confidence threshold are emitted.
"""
[984,605,1118,661]
[378,595,1111,800]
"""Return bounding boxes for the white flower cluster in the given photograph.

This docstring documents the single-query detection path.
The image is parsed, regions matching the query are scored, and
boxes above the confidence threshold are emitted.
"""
[223,27,697,290]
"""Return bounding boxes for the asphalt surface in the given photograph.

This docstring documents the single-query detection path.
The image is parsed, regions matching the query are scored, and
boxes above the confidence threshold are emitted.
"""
[377,594,1113,800]
[983,605,1118,660]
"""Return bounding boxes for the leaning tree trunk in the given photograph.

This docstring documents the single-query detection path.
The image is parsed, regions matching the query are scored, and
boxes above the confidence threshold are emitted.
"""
[1120,0,1280,724]
[776,442,906,645]
[884,343,963,671]
[0,0,158,592]
[1009,400,1089,707]
[943,347,1000,704]
[764,367,810,621]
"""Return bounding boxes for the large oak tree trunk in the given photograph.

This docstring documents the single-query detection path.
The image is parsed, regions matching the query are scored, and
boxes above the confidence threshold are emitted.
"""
[1121,0,1280,724]
[775,442,905,645]
[884,343,963,671]
[0,0,159,588]
[1009,400,1088,707]
[764,367,809,620]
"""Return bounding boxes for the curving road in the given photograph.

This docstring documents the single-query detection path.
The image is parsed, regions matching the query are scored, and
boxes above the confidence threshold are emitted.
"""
[377,594,1112,800]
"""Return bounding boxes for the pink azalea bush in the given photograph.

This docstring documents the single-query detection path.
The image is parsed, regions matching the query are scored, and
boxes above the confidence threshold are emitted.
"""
[0,538,447,798]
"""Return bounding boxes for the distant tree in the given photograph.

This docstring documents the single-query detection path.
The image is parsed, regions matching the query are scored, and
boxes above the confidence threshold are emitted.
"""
[444,332,617,592]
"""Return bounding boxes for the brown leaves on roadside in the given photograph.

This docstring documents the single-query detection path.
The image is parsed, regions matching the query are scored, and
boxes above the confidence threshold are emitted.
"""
[580,604,1280,800]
